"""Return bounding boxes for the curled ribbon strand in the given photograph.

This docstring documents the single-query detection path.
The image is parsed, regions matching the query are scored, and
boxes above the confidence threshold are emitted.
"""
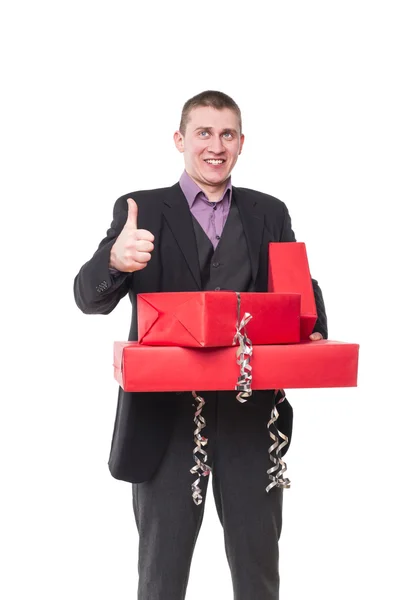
[190,391,212,505]
[232,292,253,403]
[266,389,291,492]
[189,294,291,506]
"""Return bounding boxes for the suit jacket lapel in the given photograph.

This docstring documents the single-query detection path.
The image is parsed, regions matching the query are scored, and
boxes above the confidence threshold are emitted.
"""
[233,186,265,286]
[163,183,202,289]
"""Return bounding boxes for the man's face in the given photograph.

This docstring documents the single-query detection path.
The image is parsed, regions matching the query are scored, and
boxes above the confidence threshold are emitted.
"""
[174,106,244,189]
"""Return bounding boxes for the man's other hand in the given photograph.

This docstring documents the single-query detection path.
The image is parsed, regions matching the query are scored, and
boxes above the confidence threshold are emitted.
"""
[109,198,155,273]
[309,332,324,341]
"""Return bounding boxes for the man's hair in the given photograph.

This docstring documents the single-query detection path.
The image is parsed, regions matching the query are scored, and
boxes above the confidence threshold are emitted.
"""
[179,90,242,135]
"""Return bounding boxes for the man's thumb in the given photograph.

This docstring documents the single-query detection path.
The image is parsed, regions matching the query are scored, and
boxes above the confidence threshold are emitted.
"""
[126,198,138,229]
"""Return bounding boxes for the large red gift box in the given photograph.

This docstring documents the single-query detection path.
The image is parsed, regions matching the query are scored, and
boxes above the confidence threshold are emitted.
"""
[268,242,317,339]
[114,340,359,392]
[137,291,301,347]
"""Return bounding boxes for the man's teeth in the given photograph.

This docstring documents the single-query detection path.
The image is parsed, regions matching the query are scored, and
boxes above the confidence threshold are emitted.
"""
[205,159,224,165]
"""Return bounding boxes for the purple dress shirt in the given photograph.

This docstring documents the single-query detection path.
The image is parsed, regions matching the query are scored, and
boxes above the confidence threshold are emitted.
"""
[179,171,232,249]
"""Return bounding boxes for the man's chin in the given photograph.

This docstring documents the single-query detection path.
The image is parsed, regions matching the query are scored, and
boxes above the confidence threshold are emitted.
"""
[199,169,230,186]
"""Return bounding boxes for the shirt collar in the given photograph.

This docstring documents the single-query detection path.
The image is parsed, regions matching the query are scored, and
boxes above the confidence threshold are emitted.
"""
[179,170,232,208]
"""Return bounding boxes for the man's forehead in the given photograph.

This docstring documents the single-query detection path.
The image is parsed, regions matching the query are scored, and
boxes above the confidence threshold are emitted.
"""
[187,106,240,130]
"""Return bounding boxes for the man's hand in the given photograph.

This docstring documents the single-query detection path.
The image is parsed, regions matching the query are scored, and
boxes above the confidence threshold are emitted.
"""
[109,198,155,273]
[309,332,324,341]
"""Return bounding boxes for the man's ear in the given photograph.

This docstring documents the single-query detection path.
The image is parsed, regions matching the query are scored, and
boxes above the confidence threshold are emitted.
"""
[173,130,185,153]
[239,133,245,155]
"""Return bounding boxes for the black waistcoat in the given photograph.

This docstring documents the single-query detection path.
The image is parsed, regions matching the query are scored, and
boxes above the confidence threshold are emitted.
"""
[191,196,254,292]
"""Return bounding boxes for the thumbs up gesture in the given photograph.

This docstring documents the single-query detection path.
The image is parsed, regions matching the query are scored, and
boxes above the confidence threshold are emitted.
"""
[109,198,155,273]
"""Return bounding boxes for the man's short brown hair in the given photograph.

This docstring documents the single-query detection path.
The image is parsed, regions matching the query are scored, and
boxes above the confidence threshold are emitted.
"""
[179,90,242,135]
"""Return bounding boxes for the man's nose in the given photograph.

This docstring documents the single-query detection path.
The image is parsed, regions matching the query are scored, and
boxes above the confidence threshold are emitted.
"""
[208,136,225,154]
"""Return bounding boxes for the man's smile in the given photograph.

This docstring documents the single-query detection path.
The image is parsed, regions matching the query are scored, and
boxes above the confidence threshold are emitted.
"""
[204,158,226,165]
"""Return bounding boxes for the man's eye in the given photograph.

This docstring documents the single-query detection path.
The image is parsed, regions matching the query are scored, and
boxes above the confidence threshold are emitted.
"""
[199,131,209,137]
[223,132,233,139]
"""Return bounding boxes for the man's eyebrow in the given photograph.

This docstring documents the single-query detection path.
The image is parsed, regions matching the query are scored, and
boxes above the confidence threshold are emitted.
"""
[194,126,238,134]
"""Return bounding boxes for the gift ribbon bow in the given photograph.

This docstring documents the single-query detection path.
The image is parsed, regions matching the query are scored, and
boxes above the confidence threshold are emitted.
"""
[231,295,291,492]
[190,293,254,505]
[190,293,291,505]
[232,292,253,403]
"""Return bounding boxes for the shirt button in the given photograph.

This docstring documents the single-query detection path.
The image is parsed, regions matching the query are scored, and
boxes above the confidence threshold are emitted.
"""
[212,262,220,268]
[215,287,221,291]
[216,235,221,240]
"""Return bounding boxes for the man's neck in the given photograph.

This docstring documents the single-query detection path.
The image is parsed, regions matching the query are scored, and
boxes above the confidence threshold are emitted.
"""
[188,174,229,203]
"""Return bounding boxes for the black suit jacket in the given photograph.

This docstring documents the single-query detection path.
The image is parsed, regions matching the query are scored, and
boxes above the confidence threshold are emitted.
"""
[74,182,328,483]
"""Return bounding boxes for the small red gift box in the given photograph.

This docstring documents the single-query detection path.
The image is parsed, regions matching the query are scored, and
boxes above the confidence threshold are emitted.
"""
[268,242,317,339]
[114,340,359,392]
[137,291,301,347]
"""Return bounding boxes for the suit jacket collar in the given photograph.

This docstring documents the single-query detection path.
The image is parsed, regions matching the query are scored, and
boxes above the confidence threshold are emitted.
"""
[163,183,202,288]
[163,183,264,289]
[233,187,265,285]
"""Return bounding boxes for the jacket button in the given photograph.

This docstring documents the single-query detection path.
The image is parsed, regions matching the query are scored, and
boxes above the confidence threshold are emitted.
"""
[212,262,220,268]
[215,286,221,291]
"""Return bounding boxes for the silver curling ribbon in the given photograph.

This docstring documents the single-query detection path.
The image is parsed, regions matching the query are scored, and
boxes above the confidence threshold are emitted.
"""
[190,391,212,505]
[232,292,253,403]
[266,389,291,493]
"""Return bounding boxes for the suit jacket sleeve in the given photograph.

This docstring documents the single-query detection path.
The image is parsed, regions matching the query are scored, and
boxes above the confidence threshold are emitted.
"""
[73,196,132,315]
[279,202,328,339]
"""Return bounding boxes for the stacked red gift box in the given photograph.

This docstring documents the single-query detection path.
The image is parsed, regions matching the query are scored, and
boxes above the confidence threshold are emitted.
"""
[114,243,359,392]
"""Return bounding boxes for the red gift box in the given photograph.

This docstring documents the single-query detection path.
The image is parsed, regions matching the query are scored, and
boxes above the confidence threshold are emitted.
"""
[137,291,301,347]
[114,340,359,392]
[268,242,317,339]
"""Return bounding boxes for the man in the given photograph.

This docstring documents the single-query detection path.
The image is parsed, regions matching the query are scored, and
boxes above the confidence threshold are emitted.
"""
[74,90,327,600]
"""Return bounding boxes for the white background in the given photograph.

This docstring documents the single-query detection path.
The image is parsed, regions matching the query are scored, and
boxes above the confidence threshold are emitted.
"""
[1,1,399,598]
